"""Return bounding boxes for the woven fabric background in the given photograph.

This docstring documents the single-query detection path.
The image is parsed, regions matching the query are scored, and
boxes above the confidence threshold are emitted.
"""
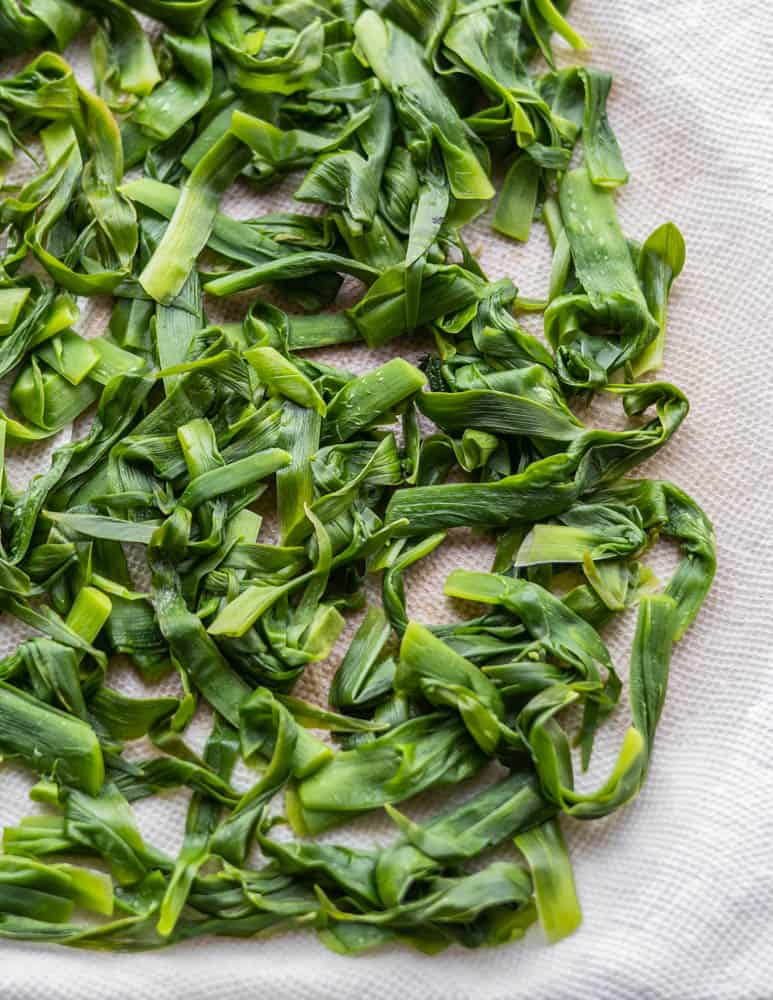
[1,0,772,996]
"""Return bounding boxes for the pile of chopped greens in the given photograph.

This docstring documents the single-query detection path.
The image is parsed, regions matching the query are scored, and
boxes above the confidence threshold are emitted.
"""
[0,0,715,954]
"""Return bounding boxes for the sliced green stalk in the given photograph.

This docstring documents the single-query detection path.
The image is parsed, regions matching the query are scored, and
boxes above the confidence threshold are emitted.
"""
[139,130,250,304]
[245,347,326,415]
[325,360,426,443]
[0,682,104,794]
[515,818,581,943]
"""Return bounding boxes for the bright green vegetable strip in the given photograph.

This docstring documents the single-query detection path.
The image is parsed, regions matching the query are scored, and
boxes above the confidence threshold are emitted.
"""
[131,29,211,142]
[64,587,113,645]
[628,594,679,757]
[10,361,99,433]
[114,0,217,34]
[229,105,374,169]
[155,275,204,394]
[493,156,541,241]
[207,579,303,638]
[324,360,426,443]
[515,818,582,943]
[0,288,30,334]
[36,331,99,385]
[443,7,549,153]
[178,449,290,509]
[90,687,178,741]
[94,4,160,102]
[278,695,387,734]
[203,253,378,298]
[417,385,582,442]
[558,167,650,320]
[139,130,250,303]
[632,222,687,376]
[515,503,646,566]
[0,682,104,794]
[288,314,360,350]
[276,402,321,543]
[44,512,160,545]
[245,347,326,416]
[329,607,393,710]
[533,0,589,51]
[578,68,628,188]
[592,479,715,637]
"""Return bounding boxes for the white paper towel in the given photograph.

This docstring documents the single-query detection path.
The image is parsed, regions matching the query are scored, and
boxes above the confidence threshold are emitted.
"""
[1,1,772,996]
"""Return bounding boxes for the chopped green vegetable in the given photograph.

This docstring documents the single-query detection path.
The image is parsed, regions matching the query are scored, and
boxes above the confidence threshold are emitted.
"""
[0,682,104,794]
[0,0,714,956]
